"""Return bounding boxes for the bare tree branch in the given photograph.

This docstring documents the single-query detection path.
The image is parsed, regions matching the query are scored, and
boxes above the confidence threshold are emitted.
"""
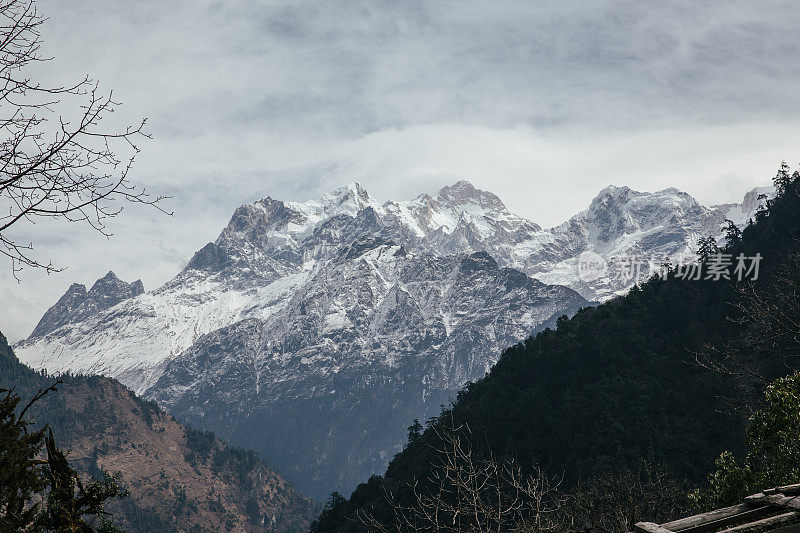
[0,0,170,279]
[693,246,800,414]
[358,421,565,532]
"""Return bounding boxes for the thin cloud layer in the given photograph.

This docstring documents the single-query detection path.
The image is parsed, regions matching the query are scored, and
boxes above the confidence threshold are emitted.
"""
[3,0,800,340]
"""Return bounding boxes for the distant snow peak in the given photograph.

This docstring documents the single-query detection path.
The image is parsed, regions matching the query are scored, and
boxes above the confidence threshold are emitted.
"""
[18,180,769,373]
[712,186,772,228]
[332,181,370,203]
[12,178,771,498]
[436,180,507,212]
[284,181,378,225]
[592,184,630,202]
[28,271,144,340]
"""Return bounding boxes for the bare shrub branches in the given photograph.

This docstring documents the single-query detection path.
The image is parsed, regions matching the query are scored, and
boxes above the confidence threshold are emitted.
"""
[694,247,800,401]
[0,0,169,278]
[732,250,800,360]
[563,463,687,532]
[356,420,687,532]
[358,422,564,532]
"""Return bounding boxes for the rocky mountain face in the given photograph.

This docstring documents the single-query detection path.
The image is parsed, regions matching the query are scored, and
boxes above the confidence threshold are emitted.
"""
[528,186,736,299]
[29,271,144,339]
[0,333,315,532]
[13,180,766,499]
[147,247,586,497]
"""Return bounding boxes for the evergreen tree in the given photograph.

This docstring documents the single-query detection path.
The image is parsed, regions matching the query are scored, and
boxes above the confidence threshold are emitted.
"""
[690,372,800,511]
[0,388,48,530]
[696,236,719,263]
[0,385,126,532]
[406,420,423,445]
[773,160,792,195]
[722,220,742,248]
[36,429,127,532]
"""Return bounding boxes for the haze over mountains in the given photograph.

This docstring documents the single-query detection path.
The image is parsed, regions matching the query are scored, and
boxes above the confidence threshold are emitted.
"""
[14,180,767,498]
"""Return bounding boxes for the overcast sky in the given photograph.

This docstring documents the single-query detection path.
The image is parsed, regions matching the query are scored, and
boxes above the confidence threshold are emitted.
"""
[3,0,800,341]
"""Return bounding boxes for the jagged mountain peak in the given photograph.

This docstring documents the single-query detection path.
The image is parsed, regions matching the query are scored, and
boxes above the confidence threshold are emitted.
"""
[711,186,773,228]
[590,184,631,203]
[15,178,770,499]
[583,185,702,225]
[28,271,144,340]
[99,270,121,281]
[589,185,696,205]
[224,183,375,240]
[66,282,88,295]
[436,180,508,213]
[293,181,377,220]
[327,181,370,202]
[225,197,301,235]
[88,271,144,297]
[436,179,480,200]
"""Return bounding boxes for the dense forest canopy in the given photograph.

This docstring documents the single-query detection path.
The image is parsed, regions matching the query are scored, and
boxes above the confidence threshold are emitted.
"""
[312,164,800,532]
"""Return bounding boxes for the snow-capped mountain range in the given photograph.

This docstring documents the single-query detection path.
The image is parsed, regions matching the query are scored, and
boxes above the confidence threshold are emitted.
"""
[13,180,767,498]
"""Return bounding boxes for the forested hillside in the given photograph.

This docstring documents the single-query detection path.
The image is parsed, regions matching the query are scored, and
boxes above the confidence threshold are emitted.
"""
[312,166,800,531]
[0,335,316,532]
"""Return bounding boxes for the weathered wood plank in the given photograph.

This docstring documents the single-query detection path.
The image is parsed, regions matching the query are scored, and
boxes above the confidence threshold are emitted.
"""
[777,483,800,496]
[635,522,675,533]
[744,493,767,505]
[675,506,774,533]
[768,524,800,533]
[764,494,798,507]
[743,490,800,508]
[784,497,800,510]
[662,504,752,531]
[719,511,799,533]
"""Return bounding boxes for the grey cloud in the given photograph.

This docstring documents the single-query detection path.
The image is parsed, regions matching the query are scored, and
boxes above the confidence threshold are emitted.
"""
[40,0,800,136]
[3,0,800,340]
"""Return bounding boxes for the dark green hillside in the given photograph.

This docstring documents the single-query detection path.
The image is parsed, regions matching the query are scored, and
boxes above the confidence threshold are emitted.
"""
[313,167,800,531]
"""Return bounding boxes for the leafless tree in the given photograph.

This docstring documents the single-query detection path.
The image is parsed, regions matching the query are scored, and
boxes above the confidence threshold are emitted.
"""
[355,419,689,532]
[358,422,564,533]
[561,463,687,533]
[694,248,800,397]
[732,250,800,360]
[0,0,168,278]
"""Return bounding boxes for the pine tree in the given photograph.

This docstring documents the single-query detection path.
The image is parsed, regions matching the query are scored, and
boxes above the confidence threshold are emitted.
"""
[406,419,423,445]
[722,220,742,247]
[0,388,48,530]
[697,236,719,263]
[774,161,792,195]
[0,384,126,532]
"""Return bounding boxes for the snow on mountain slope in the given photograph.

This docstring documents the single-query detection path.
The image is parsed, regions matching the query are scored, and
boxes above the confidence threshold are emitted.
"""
[146,243,586,497]
[17,267,313,393]
[711,186,772,228]
[13,180,768,498]
[28,271,144,339]
[520,185,769,299]
[14,182,564,392]
[16,185,385,394]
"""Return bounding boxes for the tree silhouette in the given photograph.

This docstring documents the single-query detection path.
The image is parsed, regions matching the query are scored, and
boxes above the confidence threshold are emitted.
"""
[696,236,719,263]
[0,382,126,531]
[0,0,169,278]
[722,219,742,248]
